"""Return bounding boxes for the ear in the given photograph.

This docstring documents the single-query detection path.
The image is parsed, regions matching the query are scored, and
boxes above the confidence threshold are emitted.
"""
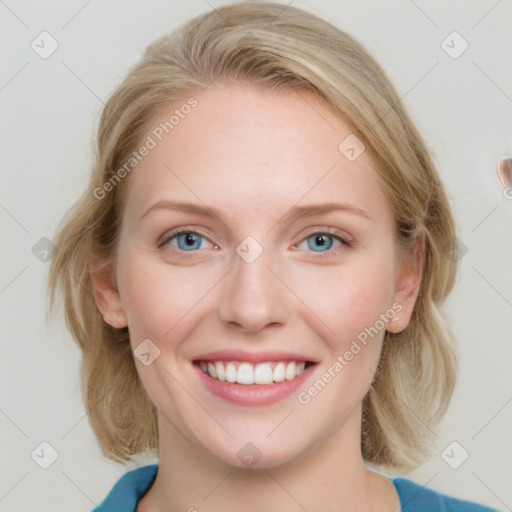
[90,256,128,329]
[387,239,424,334]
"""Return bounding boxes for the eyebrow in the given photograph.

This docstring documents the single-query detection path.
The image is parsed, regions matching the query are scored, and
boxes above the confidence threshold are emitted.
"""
[276,202,371,224]
[140,199,371,223]
[140,200,221,220]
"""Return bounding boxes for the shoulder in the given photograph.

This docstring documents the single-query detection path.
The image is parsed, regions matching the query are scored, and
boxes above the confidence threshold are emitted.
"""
[393,477,500,512]
[92,463,158,512]
[92,468,500,512]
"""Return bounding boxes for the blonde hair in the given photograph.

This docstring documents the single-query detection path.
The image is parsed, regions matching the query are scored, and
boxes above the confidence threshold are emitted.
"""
[48,1,458,471]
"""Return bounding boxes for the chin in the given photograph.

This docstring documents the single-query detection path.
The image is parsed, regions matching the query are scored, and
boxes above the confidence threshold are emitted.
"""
[186,423,308,470]
[212,441,304,470]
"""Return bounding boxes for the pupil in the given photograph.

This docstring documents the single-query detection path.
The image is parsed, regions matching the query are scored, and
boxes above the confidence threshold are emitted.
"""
[185,234,196,246]
[316,235,326,246]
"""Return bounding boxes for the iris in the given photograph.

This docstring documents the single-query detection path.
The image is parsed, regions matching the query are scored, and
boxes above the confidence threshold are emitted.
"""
[306,234,334,252]
[176,233,205,251]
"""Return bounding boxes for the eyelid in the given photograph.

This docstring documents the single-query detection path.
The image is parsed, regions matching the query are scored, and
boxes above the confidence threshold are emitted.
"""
[294,226,354,246]
[157,226,216,249]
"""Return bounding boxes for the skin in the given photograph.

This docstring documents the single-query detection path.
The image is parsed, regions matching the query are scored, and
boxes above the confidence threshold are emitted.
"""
[92,84,422,511]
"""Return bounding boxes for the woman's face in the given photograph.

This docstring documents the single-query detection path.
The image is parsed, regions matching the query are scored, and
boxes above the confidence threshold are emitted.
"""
[95,84,419,468]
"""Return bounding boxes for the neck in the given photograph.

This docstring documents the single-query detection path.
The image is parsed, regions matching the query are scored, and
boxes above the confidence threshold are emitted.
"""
[138,410,398,512]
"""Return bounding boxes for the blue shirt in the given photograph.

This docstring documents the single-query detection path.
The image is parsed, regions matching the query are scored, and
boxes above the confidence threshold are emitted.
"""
[92,463,499,512]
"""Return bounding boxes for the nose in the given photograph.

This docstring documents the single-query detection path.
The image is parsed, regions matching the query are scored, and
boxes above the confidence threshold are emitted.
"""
[218,249,289,333]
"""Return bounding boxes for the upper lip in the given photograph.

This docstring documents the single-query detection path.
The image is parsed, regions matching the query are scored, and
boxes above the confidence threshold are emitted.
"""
[193,349,316,364]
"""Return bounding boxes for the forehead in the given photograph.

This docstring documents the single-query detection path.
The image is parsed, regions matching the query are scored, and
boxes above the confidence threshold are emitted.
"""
[122,84,392,227]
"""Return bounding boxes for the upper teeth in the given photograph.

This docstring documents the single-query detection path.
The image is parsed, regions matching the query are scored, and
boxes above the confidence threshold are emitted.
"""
[199,361,306,385]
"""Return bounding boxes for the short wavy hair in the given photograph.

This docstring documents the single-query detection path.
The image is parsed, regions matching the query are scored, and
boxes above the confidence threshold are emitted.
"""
[48,1,458,471]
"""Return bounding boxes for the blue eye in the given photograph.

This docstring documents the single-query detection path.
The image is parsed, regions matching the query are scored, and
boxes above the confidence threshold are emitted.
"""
[177,233,203,250]
[167,232,212,251]
[295,232,348,253]
[306,234,334,251]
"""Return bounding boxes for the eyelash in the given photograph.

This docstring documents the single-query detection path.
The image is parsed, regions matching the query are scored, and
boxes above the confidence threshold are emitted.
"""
[157,226,353,258]
[294,227,353,256]
[157,227,216,256]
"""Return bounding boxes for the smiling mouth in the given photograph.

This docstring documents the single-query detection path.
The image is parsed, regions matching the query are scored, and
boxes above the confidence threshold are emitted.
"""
[195,360,315,385]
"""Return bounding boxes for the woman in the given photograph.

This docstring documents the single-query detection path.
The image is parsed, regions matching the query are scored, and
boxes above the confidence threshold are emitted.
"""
[48,2,499,511]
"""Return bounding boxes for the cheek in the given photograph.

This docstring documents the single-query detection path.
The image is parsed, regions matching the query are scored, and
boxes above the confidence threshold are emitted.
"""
[117,254,214,347]
[290,254,394,346]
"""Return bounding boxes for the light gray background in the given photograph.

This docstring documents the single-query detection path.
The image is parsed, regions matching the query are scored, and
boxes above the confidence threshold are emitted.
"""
[1,0,511,510]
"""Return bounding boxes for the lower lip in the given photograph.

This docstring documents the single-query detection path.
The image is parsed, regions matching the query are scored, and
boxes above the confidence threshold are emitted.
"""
[193,364,315,406]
